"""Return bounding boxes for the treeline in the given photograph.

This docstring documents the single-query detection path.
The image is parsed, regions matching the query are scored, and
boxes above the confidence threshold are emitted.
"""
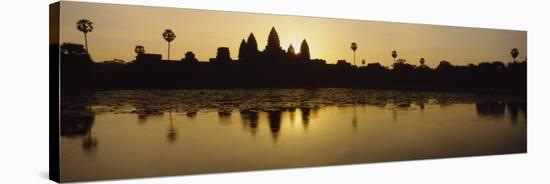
[54,42,526,94]
[58,20,525,94]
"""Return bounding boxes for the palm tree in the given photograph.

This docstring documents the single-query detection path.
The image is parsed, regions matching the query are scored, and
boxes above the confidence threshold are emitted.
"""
[76,19,93,54]
[510,48,519,62]
[351,42,358,66]
[391,50,398,62]
[134,45,145,55]
[162,29,176,60]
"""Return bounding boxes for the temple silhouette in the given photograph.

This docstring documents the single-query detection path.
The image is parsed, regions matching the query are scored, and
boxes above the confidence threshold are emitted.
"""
[54,26,527,94]
[135,27,320,65]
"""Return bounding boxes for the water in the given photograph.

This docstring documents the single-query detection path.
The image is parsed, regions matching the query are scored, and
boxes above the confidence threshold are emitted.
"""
[60,89,526,182]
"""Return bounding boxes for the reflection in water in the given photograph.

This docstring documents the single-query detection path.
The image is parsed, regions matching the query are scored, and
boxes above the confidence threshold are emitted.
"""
[82,128,97,152]
[60,90,526,182]
[186,111,197,118]
[240,109,259,134]
[475,101,528,126]
[300,107,311,129]
[137,113,163,124]
[507,102,527,124]
[267,110,283,139]
[166,109,177,143]
[61,102,528,149]
[288,108,296,123]
[61,115,94,138]
[352,105,357,131]
[418,99,425,110]
[61,115,98,152]
[137,115,147,124]
[218,110,232,118]
[476,101,506,117]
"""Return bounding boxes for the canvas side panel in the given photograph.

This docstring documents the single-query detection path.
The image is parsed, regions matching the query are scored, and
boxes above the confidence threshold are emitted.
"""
[49,1,61,183]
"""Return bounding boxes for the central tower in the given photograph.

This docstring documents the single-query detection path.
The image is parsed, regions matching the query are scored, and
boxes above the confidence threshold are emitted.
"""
[263,26,285,63]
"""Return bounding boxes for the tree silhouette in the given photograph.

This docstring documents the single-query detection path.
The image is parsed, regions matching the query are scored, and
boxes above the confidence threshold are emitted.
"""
[134,45,145,55]
[162,29,176,60]
[61,43,88,57]
[76,19,93,54]
[60,43,92,63]
[396,58,406,64]
[391,50,398,63]
[60,26,527,94]
[511,48,519,62]
[337,59,350,66]
[238,39,247,61]
[351,42,358,66]
[183,51,198,63]
[300,39,310,61]
[436,60,453,71]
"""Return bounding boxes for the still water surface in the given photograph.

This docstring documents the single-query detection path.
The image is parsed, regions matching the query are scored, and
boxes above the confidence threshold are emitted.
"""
[60,89,526,181]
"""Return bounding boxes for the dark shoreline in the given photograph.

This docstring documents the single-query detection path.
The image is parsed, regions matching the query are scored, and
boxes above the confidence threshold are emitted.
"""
[61,85,526,97]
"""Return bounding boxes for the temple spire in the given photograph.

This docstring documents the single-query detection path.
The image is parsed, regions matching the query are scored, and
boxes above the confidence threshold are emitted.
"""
[238,39,247,61]
[300,39,310,61]
[287,44,295,55]
[266,26,281,49]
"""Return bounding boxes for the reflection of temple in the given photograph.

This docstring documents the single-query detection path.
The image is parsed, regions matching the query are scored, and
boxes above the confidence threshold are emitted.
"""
[237,27,315,64]
[238,107,319,140]
[267,110,283,139]
[240,109,259,134]
[300,107,311,128]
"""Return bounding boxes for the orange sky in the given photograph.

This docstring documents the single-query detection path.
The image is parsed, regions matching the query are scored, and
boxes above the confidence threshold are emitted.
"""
[58,1,527,67]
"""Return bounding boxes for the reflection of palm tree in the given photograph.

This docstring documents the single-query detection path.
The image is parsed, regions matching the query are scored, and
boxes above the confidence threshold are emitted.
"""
[162,29,176,60]
[166,108,177,143]
[352,105,357,131]
[135,45,145,55]
[351,42,358,66]
[76,19,93,53]
[391,50,398,63]
[392,109,397,122]
[510,48,519,62]
[82,128,97,152]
